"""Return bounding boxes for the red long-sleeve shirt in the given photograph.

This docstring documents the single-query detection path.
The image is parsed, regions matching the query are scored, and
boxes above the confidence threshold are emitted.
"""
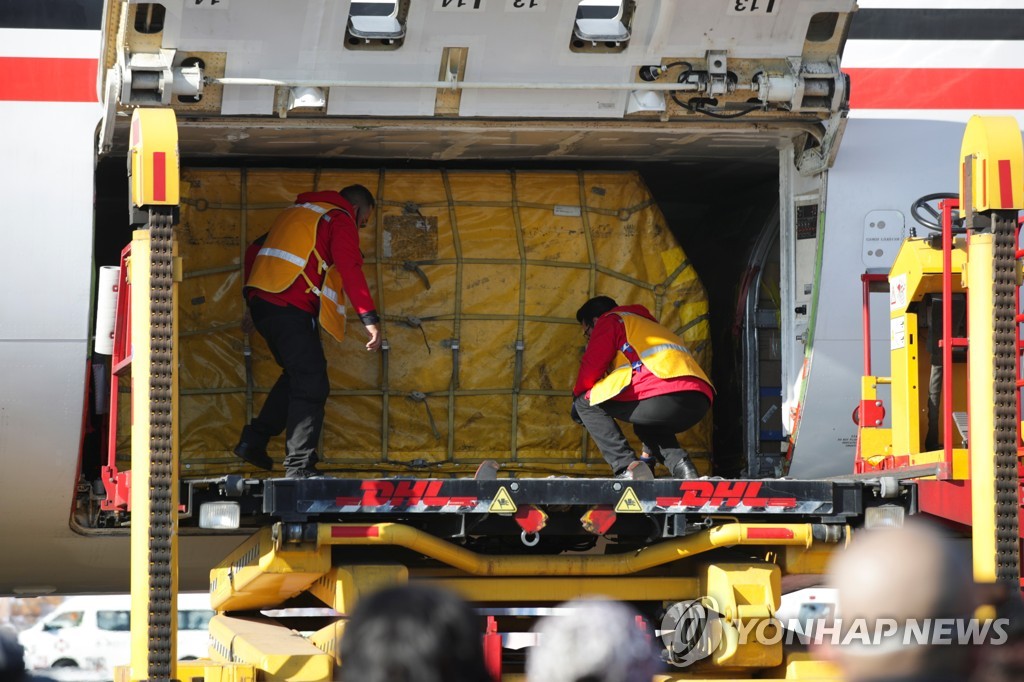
[573,305,714,402]
[244,191,379,325]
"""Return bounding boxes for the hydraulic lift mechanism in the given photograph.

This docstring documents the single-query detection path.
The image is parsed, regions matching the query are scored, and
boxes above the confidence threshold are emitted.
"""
[117,111,1021,681]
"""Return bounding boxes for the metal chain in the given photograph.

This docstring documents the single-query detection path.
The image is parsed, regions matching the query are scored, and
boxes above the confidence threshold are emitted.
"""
[148,210,175,680]
[990,211,1021,586]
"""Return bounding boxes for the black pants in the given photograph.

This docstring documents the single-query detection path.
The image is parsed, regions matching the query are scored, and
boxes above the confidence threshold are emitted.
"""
[242,297,328,474]
[574,391,710,475]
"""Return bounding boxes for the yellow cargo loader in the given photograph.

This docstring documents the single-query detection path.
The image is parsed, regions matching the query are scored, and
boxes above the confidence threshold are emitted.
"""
[115,108,919,682]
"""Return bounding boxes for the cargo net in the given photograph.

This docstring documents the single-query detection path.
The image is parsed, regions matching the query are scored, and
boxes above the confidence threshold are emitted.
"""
[121,169,712,477]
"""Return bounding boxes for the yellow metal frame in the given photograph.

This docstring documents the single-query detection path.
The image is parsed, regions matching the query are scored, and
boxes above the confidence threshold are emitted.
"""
[960,116,1024,584]
[887,238,967,459]
[699,563,782,670]
[307,564,410,614]
[860,236,970,476]
[960,115,1024,212]
[205,521,840,679]
[128,228,184,680]
[175,660,258,682]
[966,235,1003,585]
[857,375,893,464]
[212,522,820,609]
[129,108,180,208]
[127,109,182,681]
[128,230,171,678]
[211,526,331,612]
[208,615,333,682]
[858,115,1023,595]
[316,522,816,576]
[424,575,700,604]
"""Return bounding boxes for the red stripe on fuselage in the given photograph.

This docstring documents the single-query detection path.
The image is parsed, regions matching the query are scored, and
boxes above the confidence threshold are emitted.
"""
[847,68,1024,110]
[0,57,98,102]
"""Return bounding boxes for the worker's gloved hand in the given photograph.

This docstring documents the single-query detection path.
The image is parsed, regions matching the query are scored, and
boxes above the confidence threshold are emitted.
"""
[570,402,583,424]
[364,323,382,351]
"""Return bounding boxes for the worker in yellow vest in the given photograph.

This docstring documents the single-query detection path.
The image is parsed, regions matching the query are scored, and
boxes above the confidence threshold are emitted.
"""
[572,296,713,480]
[234,185,382,478]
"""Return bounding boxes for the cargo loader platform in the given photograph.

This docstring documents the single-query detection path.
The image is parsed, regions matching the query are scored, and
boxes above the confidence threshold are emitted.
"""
[184,474,912,539]
[182,473,912,680]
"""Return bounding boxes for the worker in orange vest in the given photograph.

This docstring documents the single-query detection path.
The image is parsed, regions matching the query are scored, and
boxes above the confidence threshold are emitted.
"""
[573,296,713,480]
[234,185,382,478]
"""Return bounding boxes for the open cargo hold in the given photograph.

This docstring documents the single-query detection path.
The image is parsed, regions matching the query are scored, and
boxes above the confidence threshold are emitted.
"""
[117,169,712,477]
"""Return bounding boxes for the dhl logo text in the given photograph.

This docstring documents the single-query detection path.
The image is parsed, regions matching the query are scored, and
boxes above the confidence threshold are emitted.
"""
[656,481,798,509]
[337,481,477,508]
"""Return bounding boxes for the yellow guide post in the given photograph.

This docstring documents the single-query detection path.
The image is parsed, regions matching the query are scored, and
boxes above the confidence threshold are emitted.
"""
[961,116,1023,585]
[128,108,182,682]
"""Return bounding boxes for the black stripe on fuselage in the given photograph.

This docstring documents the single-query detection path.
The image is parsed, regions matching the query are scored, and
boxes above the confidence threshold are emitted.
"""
[850,8,1024,41]
[0,0,104,30]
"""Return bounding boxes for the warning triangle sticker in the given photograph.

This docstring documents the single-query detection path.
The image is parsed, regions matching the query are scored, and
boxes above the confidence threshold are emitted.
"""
[489,486,517,514]
[615,487,643,513]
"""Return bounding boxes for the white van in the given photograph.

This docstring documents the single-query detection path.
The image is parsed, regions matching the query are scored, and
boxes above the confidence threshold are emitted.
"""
[18,593,213,676]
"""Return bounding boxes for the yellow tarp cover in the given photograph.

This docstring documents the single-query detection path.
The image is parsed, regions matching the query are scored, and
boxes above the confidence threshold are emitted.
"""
[121,169,712,477]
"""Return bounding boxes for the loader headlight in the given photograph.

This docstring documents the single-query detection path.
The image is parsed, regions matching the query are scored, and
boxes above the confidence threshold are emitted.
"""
[199,501,240,530]
[865,504,905,530]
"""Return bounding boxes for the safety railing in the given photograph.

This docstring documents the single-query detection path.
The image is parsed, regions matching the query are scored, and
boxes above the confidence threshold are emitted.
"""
[100,243,133,511]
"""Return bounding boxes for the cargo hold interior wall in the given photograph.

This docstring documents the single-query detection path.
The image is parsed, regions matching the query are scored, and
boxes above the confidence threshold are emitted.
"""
[130,168,715,477]
[91,160,780,482]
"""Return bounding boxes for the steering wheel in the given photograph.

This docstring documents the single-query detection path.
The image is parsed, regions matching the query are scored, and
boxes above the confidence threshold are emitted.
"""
[910,192,961,232]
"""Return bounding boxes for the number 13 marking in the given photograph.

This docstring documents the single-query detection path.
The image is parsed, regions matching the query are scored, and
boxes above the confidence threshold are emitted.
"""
[732,0,777,13]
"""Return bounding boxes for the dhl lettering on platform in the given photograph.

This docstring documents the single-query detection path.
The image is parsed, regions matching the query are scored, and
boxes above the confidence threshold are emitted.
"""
[656,481,798,510]
[337,481,478,508]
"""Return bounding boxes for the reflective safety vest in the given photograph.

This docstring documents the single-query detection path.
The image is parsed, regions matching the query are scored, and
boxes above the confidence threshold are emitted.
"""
[589,311,711,405]
[247,201,349,342]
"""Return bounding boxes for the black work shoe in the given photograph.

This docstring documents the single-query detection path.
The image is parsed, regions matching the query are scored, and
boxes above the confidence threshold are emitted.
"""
[670,457,699,480]
[615,460,655,481]
[286,466,324,480]
[233,440,273,471]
